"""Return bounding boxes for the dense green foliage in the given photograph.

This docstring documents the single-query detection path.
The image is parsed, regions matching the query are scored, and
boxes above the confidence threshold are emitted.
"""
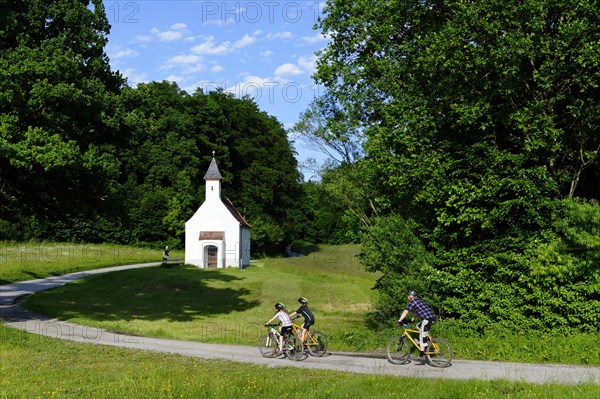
[0,0,125,241]
[315,0,600,332]
[115,82,303,253]
[0,0,308,254]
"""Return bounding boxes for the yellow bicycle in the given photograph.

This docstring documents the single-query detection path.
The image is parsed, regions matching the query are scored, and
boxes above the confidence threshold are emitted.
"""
[386,322,453,367]
[291,317,327,357]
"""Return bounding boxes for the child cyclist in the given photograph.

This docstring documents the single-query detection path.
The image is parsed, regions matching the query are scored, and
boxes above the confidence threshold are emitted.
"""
[264,302,292,354]
[289,297,314,343]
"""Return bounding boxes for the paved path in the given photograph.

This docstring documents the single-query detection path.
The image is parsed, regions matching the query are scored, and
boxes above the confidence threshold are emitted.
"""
[1,265,599,386]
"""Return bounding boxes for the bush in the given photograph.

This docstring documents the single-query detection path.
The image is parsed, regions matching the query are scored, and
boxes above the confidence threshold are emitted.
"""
[360,200,600,333]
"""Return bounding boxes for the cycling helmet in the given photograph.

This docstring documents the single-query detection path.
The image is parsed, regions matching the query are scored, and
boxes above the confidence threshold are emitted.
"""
[275,302,285,310]
[407,290,418,296]
[298,297,308,305]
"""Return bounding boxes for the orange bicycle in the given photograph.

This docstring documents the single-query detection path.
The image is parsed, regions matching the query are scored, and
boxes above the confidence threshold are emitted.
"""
[386,322,453,367]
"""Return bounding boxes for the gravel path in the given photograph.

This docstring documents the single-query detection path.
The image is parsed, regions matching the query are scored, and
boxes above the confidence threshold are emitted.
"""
[1,265,598,386]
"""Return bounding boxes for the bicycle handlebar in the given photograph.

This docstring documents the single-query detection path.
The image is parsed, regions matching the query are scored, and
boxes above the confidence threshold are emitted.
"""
[264,323,281,328]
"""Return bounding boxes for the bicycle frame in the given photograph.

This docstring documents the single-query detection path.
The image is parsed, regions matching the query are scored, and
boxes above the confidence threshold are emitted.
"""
[259,323,303,361]
[386,323,453,367]
[290,317,328,357]
[291,322,311,343]
[400,326,436,354]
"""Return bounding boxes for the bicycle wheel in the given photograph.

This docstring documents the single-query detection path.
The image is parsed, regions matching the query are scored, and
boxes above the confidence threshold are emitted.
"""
[284,335,304,361]
[425,337,453,367]
[258,333,278,358]
[306,330,328,357]
[386,336,411,364]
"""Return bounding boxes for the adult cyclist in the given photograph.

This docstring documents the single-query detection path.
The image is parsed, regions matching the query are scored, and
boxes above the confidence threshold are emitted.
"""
[397,290,437,354]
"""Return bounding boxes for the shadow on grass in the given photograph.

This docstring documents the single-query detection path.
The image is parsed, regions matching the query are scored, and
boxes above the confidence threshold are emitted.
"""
[23,265,260,323]
[288,241,321,257]
[0,270,51,284]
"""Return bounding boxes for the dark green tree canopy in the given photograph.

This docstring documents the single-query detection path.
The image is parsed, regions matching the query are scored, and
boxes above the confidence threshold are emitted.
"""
[0,0,124,240]
[315,0,600,331]
[0,2,305,253]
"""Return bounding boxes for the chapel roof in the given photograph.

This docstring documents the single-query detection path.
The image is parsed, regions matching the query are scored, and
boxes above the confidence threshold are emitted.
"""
[224,197,252,228]
[203,154,222,180]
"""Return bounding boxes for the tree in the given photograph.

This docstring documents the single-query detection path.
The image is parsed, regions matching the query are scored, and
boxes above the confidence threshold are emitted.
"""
[315,0,600,330]
[117,84,303,252]
[195,90,303,252]
[0,0,124,240]
[289,93,364,165]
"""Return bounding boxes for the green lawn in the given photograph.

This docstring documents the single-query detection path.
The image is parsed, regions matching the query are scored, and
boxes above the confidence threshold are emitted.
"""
[0,241,179,284]
[21,244,380,350]
[2,242,599,398]
[18,243,600,364]
[1,325,598,399]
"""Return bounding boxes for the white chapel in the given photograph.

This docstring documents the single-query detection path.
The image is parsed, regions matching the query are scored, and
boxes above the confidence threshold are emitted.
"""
[184,154,251,268]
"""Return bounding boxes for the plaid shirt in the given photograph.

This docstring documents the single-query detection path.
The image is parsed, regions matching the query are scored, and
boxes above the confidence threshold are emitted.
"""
[276,310,292,327]
[406,296,436,320]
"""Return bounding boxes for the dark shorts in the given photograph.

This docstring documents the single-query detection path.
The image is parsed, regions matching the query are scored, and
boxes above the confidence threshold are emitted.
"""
[303,321,314,330]
[281,326,292,336]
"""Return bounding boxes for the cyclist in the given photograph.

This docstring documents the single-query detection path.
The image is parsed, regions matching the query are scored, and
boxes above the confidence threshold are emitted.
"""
[397,290,436,354]
[264,302,292,354]
[289,297,315,343]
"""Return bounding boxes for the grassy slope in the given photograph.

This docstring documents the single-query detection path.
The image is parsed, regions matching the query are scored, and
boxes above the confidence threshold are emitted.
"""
[0,241,181,284]
[21,245,379,349]
[18,243,600,364]
[2,242,599,397]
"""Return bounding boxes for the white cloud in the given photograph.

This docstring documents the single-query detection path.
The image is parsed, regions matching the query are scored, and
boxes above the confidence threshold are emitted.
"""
[166,54,202,65]
[267,31,294,40]
[151,27,184,42]
[170,23,187,30]
[112,48,138,59]
[191,36,231,55]
[274,63,304,77]
[234,33,257,49]
[297,54,317,73]
[302,33,328,44]
[226,74,276,98]
[260,49,274,57]
[211,64,224,73]
[203,17,236,27]
[132,34,152,43]
[162,54,205,74]
[164,74,185,84]
[121,68,148,87]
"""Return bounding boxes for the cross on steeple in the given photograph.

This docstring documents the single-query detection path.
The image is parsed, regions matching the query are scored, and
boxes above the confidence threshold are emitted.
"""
[212,150,215,158]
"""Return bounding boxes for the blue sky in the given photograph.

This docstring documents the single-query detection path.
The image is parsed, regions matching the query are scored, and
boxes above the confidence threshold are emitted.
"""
[103,1,329,176]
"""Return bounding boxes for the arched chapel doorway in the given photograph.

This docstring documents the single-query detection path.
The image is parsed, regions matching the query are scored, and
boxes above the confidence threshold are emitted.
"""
[206,245,218,268]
